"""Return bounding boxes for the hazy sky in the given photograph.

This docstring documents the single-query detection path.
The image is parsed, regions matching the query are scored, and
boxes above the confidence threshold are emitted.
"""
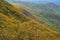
[6,0,60,3]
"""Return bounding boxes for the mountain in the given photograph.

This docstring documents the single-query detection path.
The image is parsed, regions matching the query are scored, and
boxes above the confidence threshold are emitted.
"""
[12,1,60,31]
[0,0,60,40]
[11,1,60,16]
[18,1,60,11]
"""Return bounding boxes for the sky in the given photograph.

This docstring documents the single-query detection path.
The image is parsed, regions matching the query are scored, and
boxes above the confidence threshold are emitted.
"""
[6,0,60,3]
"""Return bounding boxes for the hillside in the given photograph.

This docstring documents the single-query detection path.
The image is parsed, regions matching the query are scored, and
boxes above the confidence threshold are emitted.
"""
[0,0,60,40]
[12,1,60,31]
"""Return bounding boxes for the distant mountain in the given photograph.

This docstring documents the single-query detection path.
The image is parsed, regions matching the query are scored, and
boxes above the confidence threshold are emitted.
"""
[12,1,60,13]
[19,2,60,11]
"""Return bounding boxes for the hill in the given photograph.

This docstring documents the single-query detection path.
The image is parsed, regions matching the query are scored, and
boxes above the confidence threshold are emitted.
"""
[0,0,60,40]
[12,1,60,31]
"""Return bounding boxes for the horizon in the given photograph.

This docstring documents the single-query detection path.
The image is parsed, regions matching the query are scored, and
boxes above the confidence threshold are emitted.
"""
[6,0,60,4]
[6,0,60,2]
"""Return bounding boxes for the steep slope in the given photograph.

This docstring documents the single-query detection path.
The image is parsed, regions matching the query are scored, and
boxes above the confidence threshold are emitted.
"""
[0,0,60,40]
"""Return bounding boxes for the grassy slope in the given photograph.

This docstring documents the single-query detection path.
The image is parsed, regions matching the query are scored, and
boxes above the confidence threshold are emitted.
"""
[0,0,60,40]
